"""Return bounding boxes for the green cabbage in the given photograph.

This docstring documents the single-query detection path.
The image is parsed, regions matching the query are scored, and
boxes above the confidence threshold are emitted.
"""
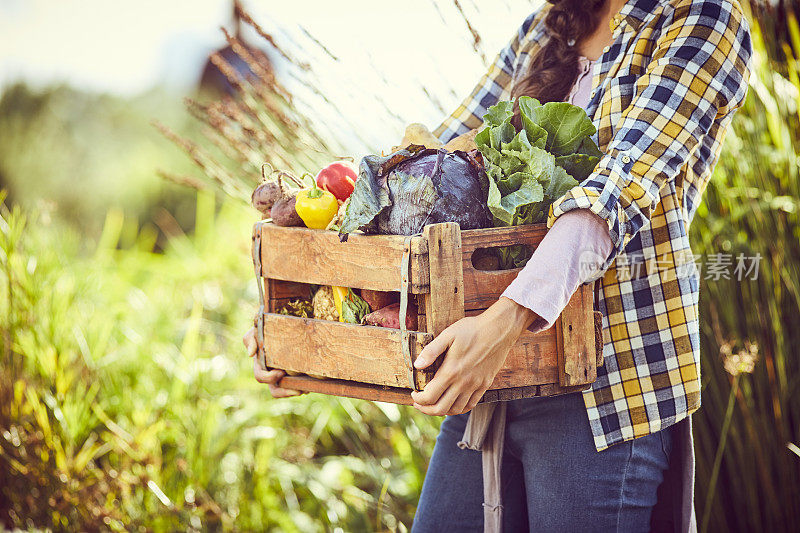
[475,97,602,267]
[476,97,601,227]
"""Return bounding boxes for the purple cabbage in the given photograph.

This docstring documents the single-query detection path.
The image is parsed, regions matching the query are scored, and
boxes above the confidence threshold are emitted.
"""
[339,146,491,239]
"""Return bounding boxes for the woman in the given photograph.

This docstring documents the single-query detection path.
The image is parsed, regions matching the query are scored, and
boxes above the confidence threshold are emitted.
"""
[245,0,752,530]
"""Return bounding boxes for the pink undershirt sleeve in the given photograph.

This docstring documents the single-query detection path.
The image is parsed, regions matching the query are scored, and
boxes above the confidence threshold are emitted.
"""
[501,209,612,333]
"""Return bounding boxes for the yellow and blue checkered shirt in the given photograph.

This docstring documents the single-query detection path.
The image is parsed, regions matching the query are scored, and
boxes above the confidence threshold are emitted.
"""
[435,0,752,450]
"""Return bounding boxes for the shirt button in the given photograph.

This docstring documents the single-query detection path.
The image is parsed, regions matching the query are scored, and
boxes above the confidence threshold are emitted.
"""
[603,46,610,53]
[590,90,597,98]
[622,155,632,164]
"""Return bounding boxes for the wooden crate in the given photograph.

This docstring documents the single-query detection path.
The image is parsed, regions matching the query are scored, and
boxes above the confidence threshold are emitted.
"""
[252,221,603,405]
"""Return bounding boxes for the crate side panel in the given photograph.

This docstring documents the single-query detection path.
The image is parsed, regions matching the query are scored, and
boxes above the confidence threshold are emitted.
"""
[259,225,429,292]
[489,328,560,388]
[460,225,548,310]
[263,314,433,387]
[279,375,415,405]
[558,283,597,386]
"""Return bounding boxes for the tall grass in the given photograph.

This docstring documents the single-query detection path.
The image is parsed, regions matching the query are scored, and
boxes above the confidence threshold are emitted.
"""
[0,192,440,531]
[691,11,800,533]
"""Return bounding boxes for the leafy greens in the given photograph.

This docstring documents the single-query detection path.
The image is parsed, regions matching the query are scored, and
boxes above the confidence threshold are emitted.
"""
[474,97,602,268]
[475,97,602,228]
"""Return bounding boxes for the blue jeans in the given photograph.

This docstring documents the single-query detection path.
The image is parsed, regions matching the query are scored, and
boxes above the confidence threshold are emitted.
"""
[413,393,673,532]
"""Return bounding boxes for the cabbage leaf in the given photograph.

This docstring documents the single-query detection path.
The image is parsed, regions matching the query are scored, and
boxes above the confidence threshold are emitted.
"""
[475,96,603,267]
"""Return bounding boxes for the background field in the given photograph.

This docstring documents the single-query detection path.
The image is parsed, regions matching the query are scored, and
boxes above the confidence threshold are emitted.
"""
[2,1,799,531]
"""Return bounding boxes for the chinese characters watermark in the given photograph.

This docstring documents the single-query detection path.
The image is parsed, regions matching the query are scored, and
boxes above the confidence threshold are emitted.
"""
[579,251,762,281]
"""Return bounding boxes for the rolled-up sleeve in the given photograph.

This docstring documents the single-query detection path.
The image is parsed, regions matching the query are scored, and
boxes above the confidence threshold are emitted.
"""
[547,1,752,270]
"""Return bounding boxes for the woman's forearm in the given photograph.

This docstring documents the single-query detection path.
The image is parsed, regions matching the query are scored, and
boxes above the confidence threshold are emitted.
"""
[502,209,612,332]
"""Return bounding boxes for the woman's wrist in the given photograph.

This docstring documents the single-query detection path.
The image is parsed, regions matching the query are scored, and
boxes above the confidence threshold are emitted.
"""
[486,297,539,335]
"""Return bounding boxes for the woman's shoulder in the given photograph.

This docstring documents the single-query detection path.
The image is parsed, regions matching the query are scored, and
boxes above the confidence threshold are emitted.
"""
[658,0,747,25]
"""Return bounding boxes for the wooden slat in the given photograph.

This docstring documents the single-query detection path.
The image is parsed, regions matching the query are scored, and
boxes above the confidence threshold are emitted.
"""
[420,223,465,379]
[491,329,560,388]
[279,375,415,405]
[594,311,605,368]
[460,224,548,310]
[422,223,465,335]
[557,284,597,387]
[258,223,430,293]
[262,314,435,388]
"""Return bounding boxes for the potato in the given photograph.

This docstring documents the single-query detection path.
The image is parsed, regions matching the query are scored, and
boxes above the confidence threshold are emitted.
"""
[443,128,479,152]
[270,195,304,227]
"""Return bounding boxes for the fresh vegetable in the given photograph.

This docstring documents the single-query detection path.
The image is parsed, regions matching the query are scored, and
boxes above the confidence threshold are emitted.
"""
[277,299,314,318]
[476,97,601,226]
[251,181,283,216]
[443,128,479,152]
[475,97,602,267]
[339,146,491,239]
[316,162,357,201]
[364,303,418,330]
[339,289,371,324]
[331,286,349,318]
[270,196,305,227]
[252,166,301,214]
[312,286,339,321]
[295,181,339,229]
[399,123,443,150]
[325,199,349,231]
[359,289,399,312]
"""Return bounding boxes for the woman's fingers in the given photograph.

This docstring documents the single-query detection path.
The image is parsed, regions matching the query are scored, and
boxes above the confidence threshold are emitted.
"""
[461,388,487,414]
[410,365,455,406]
[269,384,304,398]
[414,385,462,416]
[253,362,284,384]
[253,362,304,397]
[448,391,472,416]
[414,326,455,370]
[243,328,257,358]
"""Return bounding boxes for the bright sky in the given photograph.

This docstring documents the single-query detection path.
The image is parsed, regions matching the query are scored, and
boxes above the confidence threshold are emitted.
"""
[0,0,541,152]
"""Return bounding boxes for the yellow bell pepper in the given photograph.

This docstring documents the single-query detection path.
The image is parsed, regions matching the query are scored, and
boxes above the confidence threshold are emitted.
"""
[331,286,349,321]
[294,182,339,229]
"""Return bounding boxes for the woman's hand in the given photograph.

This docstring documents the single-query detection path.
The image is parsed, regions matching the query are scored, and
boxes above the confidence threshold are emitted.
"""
[243,328,304,398]
[410,297,537,416]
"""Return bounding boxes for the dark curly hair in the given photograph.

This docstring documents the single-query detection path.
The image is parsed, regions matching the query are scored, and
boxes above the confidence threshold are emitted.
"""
[512,0,606,121]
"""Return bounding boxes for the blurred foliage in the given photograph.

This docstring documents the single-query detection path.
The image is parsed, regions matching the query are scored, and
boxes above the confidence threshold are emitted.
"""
[0,192,441,531]
[748,0,800,68]
[691,8,800,533]
[0,83,201,239]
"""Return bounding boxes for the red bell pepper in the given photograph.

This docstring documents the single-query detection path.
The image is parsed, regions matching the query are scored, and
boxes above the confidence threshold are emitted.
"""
[315,162,357,201]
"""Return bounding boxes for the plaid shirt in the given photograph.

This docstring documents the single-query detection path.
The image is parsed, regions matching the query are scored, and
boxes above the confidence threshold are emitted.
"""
[435,0,752,450]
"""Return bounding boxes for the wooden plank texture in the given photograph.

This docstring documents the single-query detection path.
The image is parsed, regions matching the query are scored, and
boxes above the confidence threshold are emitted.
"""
[419,223,465,380]
[277,377,592,406]
[262,314,435,388]
[460,224,548,310]
[558,284,597,386]
[422,223,465,336]
[257,223,429,293]
[279,375,415,405]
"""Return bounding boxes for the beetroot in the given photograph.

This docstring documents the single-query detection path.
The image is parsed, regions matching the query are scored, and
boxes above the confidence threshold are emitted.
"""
[364,303,418,330]
[251,181,283,215]
[270,195,304,227]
